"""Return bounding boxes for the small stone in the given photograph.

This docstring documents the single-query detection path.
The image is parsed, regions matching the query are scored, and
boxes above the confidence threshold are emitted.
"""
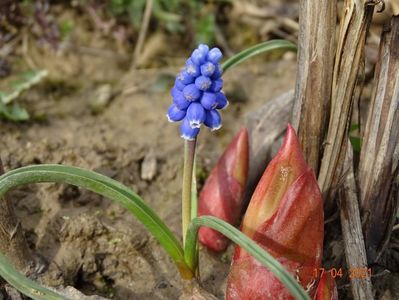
[89,84,113,114]
[140,150,157,181]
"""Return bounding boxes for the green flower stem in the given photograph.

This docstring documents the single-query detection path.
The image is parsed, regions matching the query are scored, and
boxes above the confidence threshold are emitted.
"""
[184,216,311,300]
[190,156,198,220]
[182,139,197,246]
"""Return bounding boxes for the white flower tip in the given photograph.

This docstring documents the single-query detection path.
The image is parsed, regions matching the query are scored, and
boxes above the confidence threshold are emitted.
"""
[181,134,196,141]
[210,124,222,131]
[221,101,229,110]
[166,114,174,123]
[189,121,202,128]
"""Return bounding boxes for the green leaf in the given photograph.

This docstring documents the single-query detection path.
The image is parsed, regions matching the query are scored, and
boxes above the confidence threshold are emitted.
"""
[59,20,74,38]
[0,165,192,281]
[195,14,215,45]
[185,216,311,300]
[0,101,30,121]
[221,40,297,73]
[128,0,146,28]
[1,69,47,107]
[350,136,362,153]
[350,123,360,132]
[0,251,68,300]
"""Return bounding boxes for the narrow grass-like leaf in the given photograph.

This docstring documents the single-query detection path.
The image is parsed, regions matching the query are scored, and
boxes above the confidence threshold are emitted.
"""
[0,101,29,121]
[0,165,192,279]
[0,252,68,300]
[1,70,48,104]
[184,216,310,300]
[221,40,297,73]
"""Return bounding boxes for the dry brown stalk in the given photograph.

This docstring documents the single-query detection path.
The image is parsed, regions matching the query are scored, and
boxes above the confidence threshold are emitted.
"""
[339,144,374,300]
[318,0,376,213]
[0,158,34,273]
[358,16,399,263]
[291,0,336,173]
[132,0,154,68]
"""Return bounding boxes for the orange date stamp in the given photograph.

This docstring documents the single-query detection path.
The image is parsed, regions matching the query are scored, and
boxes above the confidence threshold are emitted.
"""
[313,267,372,279]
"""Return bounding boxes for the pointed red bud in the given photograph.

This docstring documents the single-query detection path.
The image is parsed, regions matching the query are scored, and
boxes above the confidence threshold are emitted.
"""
[226,124,324,299]
[315,272,338,300]
[198,128,249,252]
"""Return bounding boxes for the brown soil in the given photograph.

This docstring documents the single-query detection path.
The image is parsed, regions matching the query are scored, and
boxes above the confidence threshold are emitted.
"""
[0,36,297,299]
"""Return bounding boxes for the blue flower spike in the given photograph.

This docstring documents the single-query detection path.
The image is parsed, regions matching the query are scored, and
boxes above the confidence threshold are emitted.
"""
[167,44,228,140]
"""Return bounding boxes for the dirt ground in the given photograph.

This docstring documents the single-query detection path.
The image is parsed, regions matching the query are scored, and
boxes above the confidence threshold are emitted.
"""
[2,2,399,299]
[0,32,297,299]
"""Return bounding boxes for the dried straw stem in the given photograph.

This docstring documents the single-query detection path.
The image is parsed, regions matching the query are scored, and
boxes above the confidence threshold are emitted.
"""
[358,15,399,262]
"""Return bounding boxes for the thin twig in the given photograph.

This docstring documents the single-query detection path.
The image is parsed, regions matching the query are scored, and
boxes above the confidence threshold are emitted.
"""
[132,0,154,69]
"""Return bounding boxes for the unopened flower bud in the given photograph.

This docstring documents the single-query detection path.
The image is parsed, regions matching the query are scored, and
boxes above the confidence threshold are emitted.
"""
[215,92,229,110]
[172,87,191,110]
[200,92,217,110]
[183,84,202,101]
[204,109,222,131]
[207,48,223,64]
[167,104,186,122]
[210,78,223,93]
[178,70,195,85]
[200,62,216,77]
[195,76,212,91]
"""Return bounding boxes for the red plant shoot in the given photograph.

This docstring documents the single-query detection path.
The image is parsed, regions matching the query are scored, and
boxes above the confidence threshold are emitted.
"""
[226,124,324,299]
[198,128,249,252]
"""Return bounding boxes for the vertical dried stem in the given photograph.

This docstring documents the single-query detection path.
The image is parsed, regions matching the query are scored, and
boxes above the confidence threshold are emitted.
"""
[358,16,399,262]
[339,144,373,300]
[292,0,336,173]
[132,0,154,68]
[318,0,375,212]
[0,158,33,273]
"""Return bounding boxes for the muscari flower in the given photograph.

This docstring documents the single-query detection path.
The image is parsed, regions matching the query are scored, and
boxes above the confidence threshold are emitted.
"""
[167,44,229,140]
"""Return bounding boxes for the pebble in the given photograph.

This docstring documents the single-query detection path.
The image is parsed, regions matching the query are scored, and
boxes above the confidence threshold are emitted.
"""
[140,150,157,181]
[89,84,113,114]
